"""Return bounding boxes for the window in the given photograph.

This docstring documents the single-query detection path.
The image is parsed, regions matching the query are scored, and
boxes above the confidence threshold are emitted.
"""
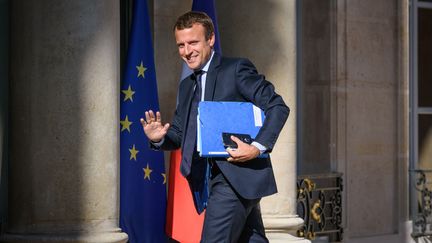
[411,1,432,170]
[410,0,432,237]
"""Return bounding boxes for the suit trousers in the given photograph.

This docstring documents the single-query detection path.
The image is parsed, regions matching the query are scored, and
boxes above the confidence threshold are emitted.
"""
[200,163,269,243]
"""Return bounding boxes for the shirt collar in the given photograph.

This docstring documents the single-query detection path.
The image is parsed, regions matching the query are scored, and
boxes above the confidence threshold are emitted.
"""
[201,51,215,73]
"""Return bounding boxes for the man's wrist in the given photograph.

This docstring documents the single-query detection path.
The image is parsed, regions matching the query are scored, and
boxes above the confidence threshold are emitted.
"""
[151,138,164,147]
[251,141,267,155]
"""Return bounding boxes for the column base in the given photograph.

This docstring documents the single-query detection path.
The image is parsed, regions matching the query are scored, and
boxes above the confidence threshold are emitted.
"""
[263,214,311,243]
[266,232,311,243]
[0,230,128,243]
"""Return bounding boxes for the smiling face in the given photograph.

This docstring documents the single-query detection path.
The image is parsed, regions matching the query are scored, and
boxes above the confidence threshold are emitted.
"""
[175,23,215,71]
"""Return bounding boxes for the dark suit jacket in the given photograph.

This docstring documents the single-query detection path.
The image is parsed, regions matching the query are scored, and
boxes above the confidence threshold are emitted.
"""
[157,52,289,200]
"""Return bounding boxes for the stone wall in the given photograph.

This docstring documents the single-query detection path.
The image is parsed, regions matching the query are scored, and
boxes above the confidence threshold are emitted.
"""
[343,0,401,237]
[300,0,409,241]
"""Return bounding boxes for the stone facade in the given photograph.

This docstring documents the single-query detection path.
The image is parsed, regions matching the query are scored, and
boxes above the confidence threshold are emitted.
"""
[0,0,419,242]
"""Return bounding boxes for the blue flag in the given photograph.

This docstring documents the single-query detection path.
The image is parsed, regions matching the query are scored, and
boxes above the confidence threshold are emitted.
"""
[120,0,167,242]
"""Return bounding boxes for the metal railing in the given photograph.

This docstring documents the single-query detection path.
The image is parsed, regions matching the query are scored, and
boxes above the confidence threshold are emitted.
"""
[297,173,343,242]
[410,169,432,238]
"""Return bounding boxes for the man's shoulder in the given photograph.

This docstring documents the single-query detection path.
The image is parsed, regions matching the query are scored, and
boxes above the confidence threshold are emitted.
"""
[177,73,194,93]
[219,55,254,69]
[217,56,258,76]
[220,55,249,64]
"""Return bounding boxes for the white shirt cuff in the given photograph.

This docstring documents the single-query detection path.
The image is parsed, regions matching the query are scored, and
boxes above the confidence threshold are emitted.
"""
[151,138,165,147]
[251,141,267,155]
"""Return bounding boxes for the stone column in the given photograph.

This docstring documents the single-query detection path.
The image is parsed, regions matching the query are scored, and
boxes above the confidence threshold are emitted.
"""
[2,1,128,242]
[253,1,309,241]
[217,0,309,242]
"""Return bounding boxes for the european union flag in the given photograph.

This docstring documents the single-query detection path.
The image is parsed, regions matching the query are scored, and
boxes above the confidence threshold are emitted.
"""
[120,0,167,242]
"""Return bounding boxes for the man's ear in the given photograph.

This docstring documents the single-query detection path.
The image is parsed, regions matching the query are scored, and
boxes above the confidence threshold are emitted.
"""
[208,33,215,47]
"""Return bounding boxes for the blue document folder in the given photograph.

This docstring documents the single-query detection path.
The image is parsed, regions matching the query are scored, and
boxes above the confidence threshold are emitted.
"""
[197,101,268,158]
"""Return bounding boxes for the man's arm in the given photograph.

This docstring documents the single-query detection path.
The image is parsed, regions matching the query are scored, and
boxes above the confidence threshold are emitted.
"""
[225,58,289,162]
[234,58,290,152]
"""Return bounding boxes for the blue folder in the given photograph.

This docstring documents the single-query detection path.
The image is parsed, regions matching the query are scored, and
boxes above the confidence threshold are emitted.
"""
[197,101,268,158]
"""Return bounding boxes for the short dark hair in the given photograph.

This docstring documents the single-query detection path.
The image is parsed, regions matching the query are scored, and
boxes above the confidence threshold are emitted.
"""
[174,11,215,40]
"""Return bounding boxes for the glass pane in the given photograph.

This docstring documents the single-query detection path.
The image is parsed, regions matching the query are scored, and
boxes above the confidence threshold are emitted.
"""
[418,115,432,167]
[418,8,432,107]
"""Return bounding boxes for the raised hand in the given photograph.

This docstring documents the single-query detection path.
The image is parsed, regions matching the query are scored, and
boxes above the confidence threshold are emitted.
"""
[226,136,260,163]
[140,110,170,143]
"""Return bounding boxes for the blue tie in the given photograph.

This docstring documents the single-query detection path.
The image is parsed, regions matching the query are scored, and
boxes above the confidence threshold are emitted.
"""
[181,71,203,176]
[181,71,209,214]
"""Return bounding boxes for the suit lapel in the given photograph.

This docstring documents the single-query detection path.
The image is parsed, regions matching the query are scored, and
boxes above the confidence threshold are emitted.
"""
[183,76,195,111]
[204,52,222,101]
[181,52,221,145]
[181,76,195,147]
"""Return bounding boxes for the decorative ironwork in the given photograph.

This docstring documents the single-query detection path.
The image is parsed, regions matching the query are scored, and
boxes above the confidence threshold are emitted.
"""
[410,169,432,238]
[297,173,343,242]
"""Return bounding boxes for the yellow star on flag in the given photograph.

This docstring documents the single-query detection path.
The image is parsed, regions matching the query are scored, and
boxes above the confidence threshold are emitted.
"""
[162,173,166,184]
[129,144,139,161]
[143,164,152,180]
[122,85,135,102]
[136,61,147,78]
[120,115,133,133]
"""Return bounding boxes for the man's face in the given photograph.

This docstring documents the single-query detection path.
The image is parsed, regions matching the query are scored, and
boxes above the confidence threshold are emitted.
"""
[175,23,215,71]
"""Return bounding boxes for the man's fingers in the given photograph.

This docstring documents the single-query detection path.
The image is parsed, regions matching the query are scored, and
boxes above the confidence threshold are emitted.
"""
[148,110,155,121]
[230,136,245,146]
[227,155,245,163]
[156,111,162,122]
[226,150,237,162]
[140,118,147,127]
[225,144,256,163]
[145,111,151,122]
[163,123,170,132]
[226,147,234,155]
[144,110,162,124]
[226,148,239,159]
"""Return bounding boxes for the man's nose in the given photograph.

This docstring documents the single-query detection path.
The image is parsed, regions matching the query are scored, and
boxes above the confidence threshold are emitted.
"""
[184,44,191,56]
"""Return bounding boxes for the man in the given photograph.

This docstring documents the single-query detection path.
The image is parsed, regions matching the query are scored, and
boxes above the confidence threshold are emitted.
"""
[141,11,289,242]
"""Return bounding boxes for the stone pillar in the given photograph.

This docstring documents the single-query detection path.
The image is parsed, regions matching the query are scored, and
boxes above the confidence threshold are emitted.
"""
[2,1,128,242]
[217,0,309,242]
[253,1,309,241]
